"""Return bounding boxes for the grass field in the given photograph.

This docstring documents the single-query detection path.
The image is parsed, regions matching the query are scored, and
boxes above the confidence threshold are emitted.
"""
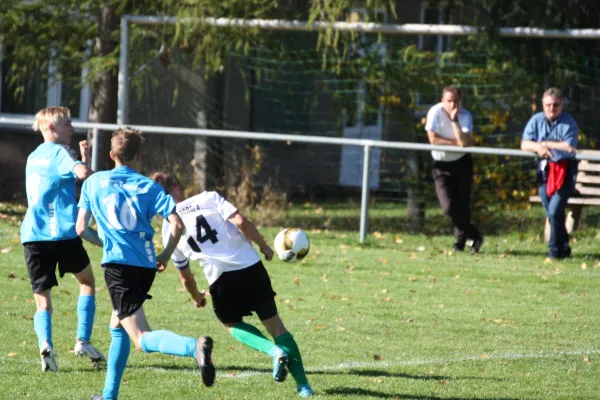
[1,202,600,399]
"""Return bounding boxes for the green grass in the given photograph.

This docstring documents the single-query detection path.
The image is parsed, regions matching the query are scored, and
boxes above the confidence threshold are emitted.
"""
[1,202,600,399]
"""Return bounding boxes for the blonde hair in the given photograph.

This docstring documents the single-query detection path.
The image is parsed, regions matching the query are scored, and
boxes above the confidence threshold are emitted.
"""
[32,106,71,132]
[111,127,145,162]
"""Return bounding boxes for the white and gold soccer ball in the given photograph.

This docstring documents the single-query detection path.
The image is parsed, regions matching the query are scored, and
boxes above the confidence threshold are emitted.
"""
[273,228,310,262]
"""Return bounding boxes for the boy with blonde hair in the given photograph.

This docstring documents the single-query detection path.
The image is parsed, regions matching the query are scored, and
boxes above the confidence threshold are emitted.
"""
[22,106,104,372]
[77,128,215,400]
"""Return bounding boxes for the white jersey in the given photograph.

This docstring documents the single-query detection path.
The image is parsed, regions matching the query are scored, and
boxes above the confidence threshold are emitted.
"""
[425,102,473,162]
[162,191,261,285]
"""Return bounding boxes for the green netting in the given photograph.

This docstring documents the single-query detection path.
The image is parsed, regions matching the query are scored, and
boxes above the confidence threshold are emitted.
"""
[123,28,600,234]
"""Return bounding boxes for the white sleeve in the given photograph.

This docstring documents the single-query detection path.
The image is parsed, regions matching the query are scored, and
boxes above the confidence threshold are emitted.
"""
[425,105,440,133]
[209,191,238,221]
[162,219,189,270]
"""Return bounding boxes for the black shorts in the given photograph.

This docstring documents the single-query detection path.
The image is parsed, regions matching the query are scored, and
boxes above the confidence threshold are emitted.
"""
[104,263,156,320]
[209,261,278,324]
[23,237,91,293]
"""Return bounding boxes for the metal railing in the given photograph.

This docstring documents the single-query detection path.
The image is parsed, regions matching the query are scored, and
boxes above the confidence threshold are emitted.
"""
[3,116,600,243]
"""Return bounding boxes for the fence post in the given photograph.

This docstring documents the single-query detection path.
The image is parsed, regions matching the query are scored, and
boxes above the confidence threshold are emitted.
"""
[359,144,372,244]
[92,127,99,171]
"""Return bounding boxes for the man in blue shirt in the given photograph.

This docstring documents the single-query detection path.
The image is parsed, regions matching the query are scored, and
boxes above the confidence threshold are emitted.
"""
[76,127,215,400]
[521,87,578,259]
[21,106,104,372]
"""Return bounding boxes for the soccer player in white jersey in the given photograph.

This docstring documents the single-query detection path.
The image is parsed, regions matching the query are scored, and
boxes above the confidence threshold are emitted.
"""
[152,172,315,398]
[21,106,104,372]
[76,128,215,400]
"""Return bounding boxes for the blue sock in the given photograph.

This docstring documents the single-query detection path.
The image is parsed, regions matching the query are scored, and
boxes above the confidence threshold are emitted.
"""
[140,330,196,358]
[76,295,96,342]
[33,310,52,349]
[102,327,130,400]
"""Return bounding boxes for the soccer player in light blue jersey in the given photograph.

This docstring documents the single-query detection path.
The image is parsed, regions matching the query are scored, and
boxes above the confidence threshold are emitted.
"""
[76,128,215,400]
[22,106,104,372]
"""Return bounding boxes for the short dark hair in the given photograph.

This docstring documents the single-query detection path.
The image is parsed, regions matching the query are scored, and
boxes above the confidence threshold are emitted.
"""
[111,127,144,162]
[442,85,463,101]
[150,172,180,194]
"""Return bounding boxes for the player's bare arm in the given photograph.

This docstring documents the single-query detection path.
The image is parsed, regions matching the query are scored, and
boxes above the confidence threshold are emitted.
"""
[79,140,90,164]
[228,211,274,261]
[156,211,184,271]
[178,268,207,308]
[73,163,93,180]
[75,208,102,247]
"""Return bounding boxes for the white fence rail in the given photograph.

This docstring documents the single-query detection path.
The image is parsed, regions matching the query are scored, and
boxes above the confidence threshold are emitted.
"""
[3,116,599,243]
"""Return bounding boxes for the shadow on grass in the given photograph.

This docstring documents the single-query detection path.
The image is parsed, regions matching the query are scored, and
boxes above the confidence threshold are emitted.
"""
[307,368,503,382]
[324,387,518,400]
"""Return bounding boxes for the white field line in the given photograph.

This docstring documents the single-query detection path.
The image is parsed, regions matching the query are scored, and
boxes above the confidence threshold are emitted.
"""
[2,349,599,379]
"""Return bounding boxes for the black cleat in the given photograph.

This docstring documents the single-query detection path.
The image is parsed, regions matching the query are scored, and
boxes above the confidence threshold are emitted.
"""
[196,336,215,387]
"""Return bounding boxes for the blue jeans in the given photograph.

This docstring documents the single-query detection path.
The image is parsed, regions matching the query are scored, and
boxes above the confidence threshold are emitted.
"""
[538,179,572,257]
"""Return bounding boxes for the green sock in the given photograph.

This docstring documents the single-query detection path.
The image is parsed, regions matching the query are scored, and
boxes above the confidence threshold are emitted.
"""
[231,322,276,355]
[275,332,309,386]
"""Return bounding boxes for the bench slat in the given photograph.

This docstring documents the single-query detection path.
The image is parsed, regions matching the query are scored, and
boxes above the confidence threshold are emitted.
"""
[576,172,600,184]
[578,161,600,172]
[575,185,600,196]
[530,195,600,205]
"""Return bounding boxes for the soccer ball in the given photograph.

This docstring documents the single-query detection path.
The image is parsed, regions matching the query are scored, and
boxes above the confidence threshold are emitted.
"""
[273,228,310,262]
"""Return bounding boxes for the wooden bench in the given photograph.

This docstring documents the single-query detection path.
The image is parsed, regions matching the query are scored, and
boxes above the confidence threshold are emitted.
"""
[529,150,600,242]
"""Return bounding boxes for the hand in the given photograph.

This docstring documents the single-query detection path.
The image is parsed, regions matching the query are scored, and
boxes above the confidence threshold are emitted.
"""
[79,140,90,163]
[156,253,169,272]
[260,245,274,261]
[565,144,577,154]
[193,290,207,308]
[450,106,459,122]
[536,143,553,158]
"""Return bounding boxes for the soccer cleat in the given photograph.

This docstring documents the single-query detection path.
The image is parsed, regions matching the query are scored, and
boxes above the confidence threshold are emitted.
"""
[90,395,103,400]
[470,236,484,255]
[452,243,465,252]
[74,340,105,362]
[270,346,288,383]
[40,342,58,372]
[196,336,215,387]
[297,384,315,397]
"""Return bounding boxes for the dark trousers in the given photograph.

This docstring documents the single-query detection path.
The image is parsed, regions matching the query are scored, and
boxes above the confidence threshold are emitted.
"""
[432,154,481,245]
[538,165,574,257]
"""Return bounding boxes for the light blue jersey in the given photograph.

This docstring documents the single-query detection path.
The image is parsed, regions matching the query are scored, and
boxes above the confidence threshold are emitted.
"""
[78,166,175,268]
[21,142,82,243]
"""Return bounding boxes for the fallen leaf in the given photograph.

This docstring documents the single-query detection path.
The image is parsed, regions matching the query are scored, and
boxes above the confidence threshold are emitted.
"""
[315,325,324,330]
[543,257,553,264]
[8,272,15,279]
[7,352,17,357]
[1,248,12,254]
[417,246,426,252]
[23,315,34,320]
[481,353,489,359]
[293,277,301,285]
[408,276,417,281]
[373,354,384,361]
[321,274,328,282]
[581,263,588,270]
[394,236,403,244]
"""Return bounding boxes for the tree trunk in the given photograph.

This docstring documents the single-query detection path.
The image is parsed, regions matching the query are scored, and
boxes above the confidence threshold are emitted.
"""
[87,2,119,171]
